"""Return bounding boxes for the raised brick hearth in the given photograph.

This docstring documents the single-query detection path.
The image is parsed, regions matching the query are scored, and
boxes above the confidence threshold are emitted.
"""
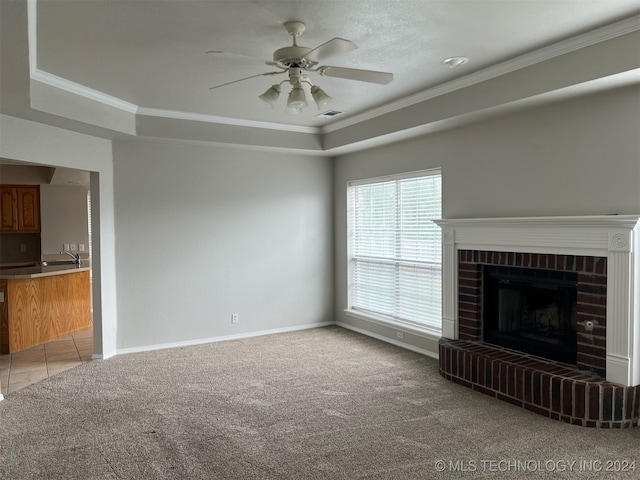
[439,338,640,427]
[435,215,640,428]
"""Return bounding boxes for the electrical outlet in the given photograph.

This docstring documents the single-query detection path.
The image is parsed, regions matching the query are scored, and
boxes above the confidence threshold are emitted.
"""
[396,331,404,340]
[70,244,77,251]
[20,244,27,252]
[63,244,70,252]
[231,313,239,324]
[79,244,85,252]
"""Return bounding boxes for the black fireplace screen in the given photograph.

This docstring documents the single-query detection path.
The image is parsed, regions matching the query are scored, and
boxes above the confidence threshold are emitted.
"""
[483,265,578,364]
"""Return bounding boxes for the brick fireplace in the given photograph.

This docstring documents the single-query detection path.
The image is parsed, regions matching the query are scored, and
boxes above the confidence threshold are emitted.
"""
[458,250,607,375]
[435,216,640,427]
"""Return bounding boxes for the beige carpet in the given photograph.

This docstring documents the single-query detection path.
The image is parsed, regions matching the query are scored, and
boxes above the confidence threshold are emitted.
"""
[1,326,639,479]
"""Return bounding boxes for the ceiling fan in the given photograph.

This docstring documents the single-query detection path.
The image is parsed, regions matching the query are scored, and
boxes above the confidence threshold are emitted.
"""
[207,21,394,114]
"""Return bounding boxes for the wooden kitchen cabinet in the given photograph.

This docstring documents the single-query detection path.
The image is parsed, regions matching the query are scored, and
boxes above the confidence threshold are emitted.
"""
[0,185,40,233]
[0,269,91,353]
[0,187,17,231]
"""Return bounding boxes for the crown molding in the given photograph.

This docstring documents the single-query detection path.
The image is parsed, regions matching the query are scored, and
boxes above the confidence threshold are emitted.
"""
[27,0,37,74]
[136,107,321,134]
[322,14,640,134]
[30,69,139,114]
[30,70,320,134]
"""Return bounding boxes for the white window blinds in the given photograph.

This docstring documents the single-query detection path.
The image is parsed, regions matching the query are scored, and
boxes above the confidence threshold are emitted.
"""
[348,171,442,330]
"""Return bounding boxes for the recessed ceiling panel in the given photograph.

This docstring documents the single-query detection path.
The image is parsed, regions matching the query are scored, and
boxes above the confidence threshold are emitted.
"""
[35,0,640,128]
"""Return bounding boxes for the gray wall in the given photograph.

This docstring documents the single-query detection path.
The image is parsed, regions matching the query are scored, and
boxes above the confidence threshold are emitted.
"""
[112,140,334,350]
[334,86,640,355]
[40,184,90,256]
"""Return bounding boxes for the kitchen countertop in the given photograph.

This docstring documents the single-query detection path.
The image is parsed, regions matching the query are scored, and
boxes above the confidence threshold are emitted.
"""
[0,264,90,279]
[0,262,40,269]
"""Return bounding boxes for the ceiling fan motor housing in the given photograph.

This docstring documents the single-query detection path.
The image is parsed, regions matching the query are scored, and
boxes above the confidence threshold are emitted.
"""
[273,46,313,68]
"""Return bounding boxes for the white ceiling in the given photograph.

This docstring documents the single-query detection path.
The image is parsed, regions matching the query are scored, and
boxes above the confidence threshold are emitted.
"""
[34,0,640,130]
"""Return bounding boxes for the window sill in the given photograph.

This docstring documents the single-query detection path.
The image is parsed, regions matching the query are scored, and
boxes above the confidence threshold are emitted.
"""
[343,309,442,341]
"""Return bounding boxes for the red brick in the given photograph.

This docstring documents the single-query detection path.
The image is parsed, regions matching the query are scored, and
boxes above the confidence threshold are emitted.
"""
[577,353,606,370]
[497,392,522,407]
[506,252,514,265]
[579,304,607,317]
[523,370,533,403]
[459,278,481,288]
[524,403,550,417]
[588,385,601,420]
[566,255,575,271]
[473,384,496,398]
[586,257,594,272]
[540,254,548,269]
[451,376,472,388]
[459,285,480,296]
[602,385,613,421]
[476,356,485,385]
[577,334,606,348]
[574,383,586,419]
[614,387,624,421]
[513,367,523,400]
[551,377,562,412]
[577,292,607,306]
[578,344,606,359]
[579,273,608,286]
[562,379,574,416]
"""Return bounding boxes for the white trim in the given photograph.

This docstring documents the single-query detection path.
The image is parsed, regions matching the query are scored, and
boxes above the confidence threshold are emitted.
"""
[115,322,335,356]
[31,70,139,114]
[344,308,442,339]
[90,352,116,361]
[347,167,442,187]
[337,321,439,360]
[136,107,320,134]
[27,0,37,75]
[323,14,640,134]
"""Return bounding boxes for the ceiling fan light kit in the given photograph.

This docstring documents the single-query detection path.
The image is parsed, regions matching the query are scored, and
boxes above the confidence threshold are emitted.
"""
[310,86,332,108]
[287,85,308,110]
[258,84,281,108]
[208,21,394,115]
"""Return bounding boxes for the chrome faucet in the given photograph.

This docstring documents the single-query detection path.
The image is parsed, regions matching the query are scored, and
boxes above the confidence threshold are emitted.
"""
[61,251,82,265]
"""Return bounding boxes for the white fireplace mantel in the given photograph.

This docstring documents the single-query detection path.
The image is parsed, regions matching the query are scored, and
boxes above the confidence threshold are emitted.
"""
[435,215,640,387]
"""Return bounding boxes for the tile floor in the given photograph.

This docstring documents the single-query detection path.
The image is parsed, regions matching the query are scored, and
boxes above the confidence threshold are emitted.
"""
[0,327,93,395]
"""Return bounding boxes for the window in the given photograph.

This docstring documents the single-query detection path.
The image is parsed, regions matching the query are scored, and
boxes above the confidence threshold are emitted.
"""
[347,169,442,332]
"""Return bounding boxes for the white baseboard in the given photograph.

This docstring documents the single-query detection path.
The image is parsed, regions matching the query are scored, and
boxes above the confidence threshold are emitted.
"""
[336,321,439,359]
[116,321,336,356]
[91,350,116,361]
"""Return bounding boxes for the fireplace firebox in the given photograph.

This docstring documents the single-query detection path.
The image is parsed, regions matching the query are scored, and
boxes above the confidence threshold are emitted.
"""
[483,266,578,364]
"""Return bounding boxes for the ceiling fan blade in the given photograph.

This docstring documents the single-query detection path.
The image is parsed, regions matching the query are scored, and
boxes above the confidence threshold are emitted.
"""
[318,66,393,84]
[302,38,357,63]
[206,50,264,62]
[209,71,285,90]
